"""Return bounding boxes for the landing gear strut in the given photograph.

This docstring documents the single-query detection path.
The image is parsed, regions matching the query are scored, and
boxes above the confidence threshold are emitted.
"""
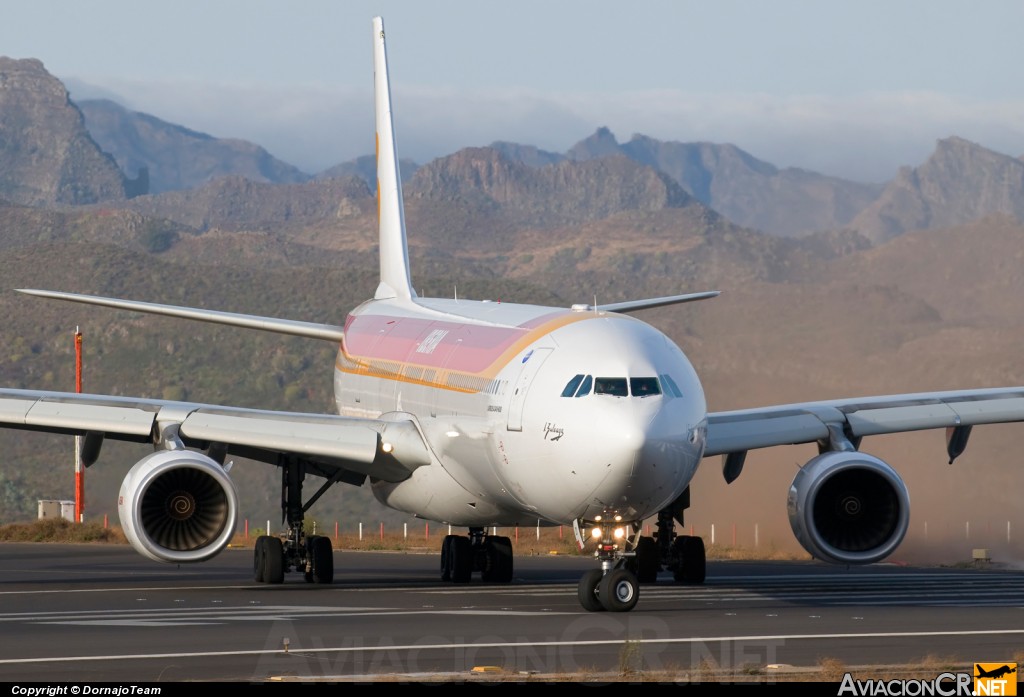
[439,527,514,583]
[574,489,706,612]
[253,455,339,585]
[657,487,706,584]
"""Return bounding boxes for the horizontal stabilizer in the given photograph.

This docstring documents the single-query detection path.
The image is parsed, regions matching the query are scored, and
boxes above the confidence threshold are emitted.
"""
[596,291,720,314]
[17,289,346,342]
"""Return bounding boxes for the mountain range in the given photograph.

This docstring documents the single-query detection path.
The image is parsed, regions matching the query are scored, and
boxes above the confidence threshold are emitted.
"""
[0,56,1022,561]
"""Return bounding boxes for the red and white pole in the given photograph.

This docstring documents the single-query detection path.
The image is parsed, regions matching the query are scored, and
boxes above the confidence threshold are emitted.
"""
[74,327,84,524]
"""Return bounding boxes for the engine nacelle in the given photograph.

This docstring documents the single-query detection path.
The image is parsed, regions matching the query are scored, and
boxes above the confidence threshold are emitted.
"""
[787,451,910,565]
[118,450,238,564]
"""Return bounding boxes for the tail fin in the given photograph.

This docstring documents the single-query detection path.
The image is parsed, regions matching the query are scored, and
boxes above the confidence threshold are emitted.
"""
[372,16,416,301]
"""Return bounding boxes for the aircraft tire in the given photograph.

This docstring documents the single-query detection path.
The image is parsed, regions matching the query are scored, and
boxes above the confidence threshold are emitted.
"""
[310,535,334,584]
[577,569,605,612]
[635,535,660,583]
[450,535,472,583]
[681,535,706,584]
[440,535,457,581]
[254,536,267,582]
[481,536,513,583]
[599,568,639,612]
[262,536,285,584]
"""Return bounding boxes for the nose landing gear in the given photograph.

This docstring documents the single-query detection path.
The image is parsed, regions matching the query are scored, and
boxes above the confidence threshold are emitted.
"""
[573,517,641,612]
[573,495,707,612]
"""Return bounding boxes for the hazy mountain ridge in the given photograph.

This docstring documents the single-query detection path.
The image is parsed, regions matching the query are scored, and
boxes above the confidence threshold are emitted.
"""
[543,127,884,237]
[8,59,1024,249]
[316,154,420,189]
[0,57,134,206]
[404,147,707,242]
[849,137,1024,243]
[122,175,373,233]
[78,99,310,194]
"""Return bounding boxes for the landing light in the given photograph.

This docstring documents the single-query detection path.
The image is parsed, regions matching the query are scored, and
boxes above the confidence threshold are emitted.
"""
[381,442,394,454]
[613,527,626,540]
[590,527,602,540]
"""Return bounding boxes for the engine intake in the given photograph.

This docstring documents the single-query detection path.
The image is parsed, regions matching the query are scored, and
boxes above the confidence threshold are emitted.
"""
[787,451,910,565]
[119,450,238,564]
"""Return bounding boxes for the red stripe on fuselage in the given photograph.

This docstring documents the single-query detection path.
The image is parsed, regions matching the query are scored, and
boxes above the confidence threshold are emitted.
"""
[340,308,591,384]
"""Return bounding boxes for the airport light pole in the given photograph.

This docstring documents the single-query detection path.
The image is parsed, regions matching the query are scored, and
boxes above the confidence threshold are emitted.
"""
[74,327,84,523]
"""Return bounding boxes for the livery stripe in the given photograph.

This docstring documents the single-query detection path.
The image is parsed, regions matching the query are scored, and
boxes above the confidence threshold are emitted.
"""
[337,309,598,392]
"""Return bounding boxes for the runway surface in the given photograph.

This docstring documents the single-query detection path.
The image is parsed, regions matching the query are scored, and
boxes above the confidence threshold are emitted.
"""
[0,543,1022,682]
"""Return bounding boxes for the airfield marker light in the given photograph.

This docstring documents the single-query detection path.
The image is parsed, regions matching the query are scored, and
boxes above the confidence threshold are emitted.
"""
[282,637,290,653]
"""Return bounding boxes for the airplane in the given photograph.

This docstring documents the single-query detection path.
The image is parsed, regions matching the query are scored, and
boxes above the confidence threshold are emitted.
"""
[3,16,1024,613]
[975,665,1017,680]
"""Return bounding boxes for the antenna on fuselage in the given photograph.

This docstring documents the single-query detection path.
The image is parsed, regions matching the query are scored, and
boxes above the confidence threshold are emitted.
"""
[372,16,416,302]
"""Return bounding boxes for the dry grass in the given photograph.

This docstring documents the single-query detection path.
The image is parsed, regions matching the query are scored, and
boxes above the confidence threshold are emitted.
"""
[817,656,847,681]
[333,657,986,683]
[703,543,810,561]
[0,518,126,544]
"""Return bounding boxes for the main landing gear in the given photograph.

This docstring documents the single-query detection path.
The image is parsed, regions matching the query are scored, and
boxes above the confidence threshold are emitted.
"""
[253,455,338,585]
[575,490,706,612]
[439,527,515,583]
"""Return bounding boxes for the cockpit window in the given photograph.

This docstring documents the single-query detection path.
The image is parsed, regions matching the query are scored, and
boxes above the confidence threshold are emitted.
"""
[561,374,593,397]
[561,374,584,397]
[564,375,667,398]
[660,373,683,398]
[630,377,661,397]
[575,375,592,397]
[594,377,628,397]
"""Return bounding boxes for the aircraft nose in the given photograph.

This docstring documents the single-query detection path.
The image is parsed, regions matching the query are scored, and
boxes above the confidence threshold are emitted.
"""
[580,400,703,519]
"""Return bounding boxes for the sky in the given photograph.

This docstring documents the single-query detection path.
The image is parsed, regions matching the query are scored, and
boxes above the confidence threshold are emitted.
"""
[3,0,1024,183]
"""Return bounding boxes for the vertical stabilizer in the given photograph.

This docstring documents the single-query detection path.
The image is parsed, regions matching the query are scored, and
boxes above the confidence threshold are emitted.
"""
[372,16,416,301]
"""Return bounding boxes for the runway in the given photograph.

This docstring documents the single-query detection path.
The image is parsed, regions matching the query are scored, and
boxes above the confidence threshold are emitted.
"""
[0,543,1021,682]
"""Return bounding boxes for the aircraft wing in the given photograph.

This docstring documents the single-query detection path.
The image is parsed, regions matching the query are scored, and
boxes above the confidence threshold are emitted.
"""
[0,388,430,484]
[705,386,1024,460]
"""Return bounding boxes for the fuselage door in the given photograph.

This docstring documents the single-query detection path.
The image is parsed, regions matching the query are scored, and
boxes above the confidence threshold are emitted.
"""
[506,347,553,432]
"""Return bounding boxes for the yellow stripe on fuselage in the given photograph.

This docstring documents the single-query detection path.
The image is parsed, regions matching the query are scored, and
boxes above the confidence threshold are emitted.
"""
[336,309,602,393]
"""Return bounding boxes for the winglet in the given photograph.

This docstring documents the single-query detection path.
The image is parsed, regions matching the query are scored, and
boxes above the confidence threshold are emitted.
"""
[372,16,416,301]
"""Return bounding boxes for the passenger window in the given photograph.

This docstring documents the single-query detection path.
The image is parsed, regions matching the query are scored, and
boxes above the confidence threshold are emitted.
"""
[575,375,592,397]
[594,377,628,397]
[630,377,661,397]
[561,374,584,397]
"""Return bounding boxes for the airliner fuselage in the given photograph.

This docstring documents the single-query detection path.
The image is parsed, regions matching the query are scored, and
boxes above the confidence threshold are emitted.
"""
[334,297,707,527]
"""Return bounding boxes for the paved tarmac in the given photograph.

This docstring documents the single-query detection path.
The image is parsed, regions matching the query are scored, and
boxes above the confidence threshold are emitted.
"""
[0,543,1021,683]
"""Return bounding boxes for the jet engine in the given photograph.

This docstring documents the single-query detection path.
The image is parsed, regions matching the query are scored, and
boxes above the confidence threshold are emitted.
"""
[787,451,909,565]
[118,450,238,564]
